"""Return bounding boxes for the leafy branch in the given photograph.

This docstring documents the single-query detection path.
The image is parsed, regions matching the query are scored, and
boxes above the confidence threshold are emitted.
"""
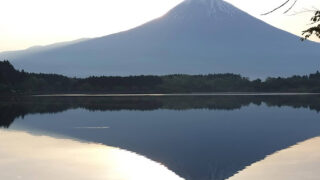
[262,0,320,41]
[302,11,320,41]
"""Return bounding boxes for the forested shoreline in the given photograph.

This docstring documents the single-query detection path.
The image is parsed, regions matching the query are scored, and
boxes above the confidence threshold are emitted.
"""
[1,60,320,95]
[1,95,320,128]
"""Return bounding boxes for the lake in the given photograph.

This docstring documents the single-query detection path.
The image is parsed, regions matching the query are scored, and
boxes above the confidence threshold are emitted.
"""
[1,94,320,180]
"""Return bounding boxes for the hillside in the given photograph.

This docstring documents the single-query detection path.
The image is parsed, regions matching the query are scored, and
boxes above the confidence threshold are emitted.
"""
[1,61,320,94]
[0,0,320,78]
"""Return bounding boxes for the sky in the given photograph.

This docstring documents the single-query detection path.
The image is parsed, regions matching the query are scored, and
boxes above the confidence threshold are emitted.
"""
[0,0,183,52]
[226,0,320,41]
[0,0,319,52]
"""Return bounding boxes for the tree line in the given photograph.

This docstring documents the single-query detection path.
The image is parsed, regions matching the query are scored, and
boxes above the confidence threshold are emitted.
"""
[1,60,320,94]
[2,95,320,128]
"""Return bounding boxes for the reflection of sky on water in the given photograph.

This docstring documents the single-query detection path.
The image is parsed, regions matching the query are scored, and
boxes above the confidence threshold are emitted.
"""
[2,96,320,180]
[0,129,184,180]
[228,137,320,180]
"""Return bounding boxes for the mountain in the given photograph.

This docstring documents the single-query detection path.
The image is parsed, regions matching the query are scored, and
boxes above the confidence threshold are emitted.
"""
[0,38,89,62]
[1,0,319,78]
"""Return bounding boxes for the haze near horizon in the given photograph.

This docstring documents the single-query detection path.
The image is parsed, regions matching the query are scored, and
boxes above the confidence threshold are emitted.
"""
[1,0,319,52]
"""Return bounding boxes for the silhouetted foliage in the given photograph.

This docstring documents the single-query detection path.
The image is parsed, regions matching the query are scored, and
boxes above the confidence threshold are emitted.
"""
[1,95,320,128]
[1,60,320,94]
[262,0,320,41]
[302,11,320,40]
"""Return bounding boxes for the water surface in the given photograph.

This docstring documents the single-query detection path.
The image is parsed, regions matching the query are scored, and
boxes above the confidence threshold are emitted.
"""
[1,95,320,180]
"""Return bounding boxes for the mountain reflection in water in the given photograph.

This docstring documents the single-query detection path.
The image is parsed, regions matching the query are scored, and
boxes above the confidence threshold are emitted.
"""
[228,137,320,180]
[0,129,184,180]
[1,95,320,180]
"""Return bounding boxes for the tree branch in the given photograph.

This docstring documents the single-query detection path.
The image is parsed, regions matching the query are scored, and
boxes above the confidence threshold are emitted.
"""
[261,0,291,15]
[283,0,298,14]
[301,11,320,41]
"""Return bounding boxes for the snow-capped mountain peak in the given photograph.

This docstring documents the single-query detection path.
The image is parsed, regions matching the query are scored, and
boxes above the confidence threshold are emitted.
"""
[169,0,237,19]
[1,0,319,78]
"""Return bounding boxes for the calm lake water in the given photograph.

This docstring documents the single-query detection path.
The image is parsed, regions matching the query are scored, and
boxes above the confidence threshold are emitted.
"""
[1,95,320,180]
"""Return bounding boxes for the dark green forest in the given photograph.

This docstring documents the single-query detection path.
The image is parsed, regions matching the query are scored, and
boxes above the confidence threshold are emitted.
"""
[1,95,320,128]
[1,60,320,94]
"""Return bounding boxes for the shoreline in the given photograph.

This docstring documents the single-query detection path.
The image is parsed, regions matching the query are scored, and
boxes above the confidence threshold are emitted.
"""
[33,93,320,97]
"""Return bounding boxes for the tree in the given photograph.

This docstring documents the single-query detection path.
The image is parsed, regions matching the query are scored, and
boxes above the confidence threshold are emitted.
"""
[302,11,320,40]
[262,0,320,41]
